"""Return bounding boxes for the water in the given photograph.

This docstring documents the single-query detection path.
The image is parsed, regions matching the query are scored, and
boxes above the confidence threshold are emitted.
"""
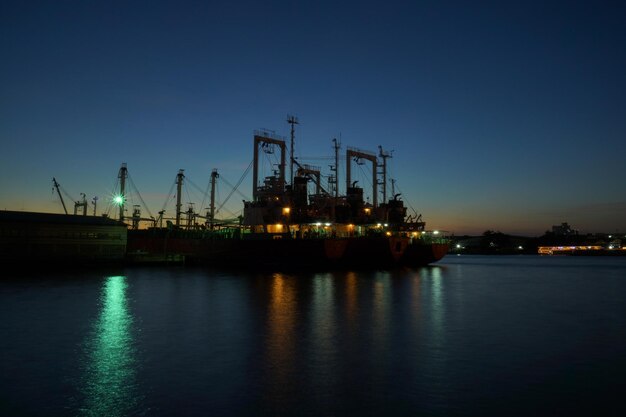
[2,255,626,416]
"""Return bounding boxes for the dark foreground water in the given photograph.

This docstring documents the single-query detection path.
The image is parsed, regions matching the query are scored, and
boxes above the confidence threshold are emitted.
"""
[2,255,626,416]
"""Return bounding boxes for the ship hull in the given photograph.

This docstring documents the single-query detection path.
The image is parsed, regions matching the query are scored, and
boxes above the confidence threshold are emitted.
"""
[127,231,448,269]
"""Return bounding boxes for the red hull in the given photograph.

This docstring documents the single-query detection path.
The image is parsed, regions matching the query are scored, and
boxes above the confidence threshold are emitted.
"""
[127,232,448,269]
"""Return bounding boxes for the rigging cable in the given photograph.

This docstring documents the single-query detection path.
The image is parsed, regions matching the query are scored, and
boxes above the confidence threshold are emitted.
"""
[394,182,419,218]
[217,159,253,215]
[185,176,210,214]
[356,160,373,202]
[127,173,154,219]
[219,175,250,201]
[159,176,178,216]
[104,175,121,218]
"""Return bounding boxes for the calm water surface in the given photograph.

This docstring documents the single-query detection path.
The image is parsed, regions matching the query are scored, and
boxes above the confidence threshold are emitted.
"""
[1,255,626,416]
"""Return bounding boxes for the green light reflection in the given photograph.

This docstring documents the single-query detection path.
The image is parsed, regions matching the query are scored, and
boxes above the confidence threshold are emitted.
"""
[80,276,138,417]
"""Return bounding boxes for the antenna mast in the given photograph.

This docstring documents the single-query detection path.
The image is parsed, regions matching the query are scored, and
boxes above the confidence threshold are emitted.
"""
[287,114,299,187]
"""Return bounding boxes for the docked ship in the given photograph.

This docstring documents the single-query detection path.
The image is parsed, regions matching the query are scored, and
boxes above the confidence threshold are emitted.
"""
[126,117,449,269]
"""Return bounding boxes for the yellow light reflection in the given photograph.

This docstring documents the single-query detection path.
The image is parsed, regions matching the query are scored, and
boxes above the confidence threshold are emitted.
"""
[345,272,358,322]
[266,273,297,394]
[310,274,337,384]
[372,272,391,352]
[311,274,335,340]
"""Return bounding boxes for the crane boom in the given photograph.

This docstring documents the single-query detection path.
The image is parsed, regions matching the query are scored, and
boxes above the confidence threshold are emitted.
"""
[52,177,68,214]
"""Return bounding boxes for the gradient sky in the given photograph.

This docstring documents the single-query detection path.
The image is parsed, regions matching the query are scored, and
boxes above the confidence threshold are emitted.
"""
[1,0,625,236]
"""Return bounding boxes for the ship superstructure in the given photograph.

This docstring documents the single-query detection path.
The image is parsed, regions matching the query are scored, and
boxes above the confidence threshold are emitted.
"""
[241,124,426,242]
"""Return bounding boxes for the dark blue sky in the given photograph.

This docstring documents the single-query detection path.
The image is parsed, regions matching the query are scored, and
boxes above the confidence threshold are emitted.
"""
[1,0,625,235]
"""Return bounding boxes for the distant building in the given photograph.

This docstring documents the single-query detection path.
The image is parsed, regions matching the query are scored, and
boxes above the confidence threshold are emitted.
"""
[0,210,127,265]
[552,222,577,236]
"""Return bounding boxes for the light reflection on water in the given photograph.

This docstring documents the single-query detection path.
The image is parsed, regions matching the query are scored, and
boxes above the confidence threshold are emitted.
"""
[2,257,626,416]
[371,272,392,356]
[344,271,358,323]
[309,273,337,390]
[264,273,298,408]
[79,275,139,417]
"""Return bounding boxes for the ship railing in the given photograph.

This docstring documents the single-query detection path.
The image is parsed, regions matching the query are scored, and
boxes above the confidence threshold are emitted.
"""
[420,230,451,244]
[254,129,286,141]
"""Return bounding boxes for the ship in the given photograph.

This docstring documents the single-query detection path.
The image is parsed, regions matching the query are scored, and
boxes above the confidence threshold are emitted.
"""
[126,117,449,269]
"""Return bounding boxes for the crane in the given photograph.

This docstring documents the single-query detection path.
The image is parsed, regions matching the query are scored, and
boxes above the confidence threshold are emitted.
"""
[51,177,88,215]
[52,178,68,214]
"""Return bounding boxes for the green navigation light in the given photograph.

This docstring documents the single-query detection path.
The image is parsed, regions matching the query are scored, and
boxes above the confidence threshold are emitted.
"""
[113,195,124,205]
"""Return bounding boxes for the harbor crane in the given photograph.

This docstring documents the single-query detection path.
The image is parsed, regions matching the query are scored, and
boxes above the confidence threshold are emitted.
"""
[52,178,68,214]
[52,178,88,215]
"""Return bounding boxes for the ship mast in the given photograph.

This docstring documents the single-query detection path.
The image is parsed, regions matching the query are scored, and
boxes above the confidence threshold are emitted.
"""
[329,138,341,222]
[118,163,127,221]
[209,168,219,229]
[333,138,340,199]
[378,146,392,203]
[175,169,184,227]
[287,115,299,187]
